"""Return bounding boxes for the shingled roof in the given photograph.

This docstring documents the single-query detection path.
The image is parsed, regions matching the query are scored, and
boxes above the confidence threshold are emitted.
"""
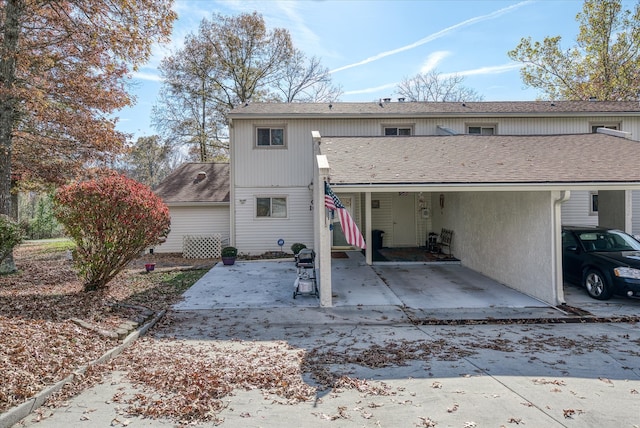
[320,133,640,186]
[229,100,640,118]
[154,162,229,204]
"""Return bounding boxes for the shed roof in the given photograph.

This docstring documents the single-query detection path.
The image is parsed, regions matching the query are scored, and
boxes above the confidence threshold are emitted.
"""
[320,133,640,186]
[154,162,230,204]
[229,100,640,118]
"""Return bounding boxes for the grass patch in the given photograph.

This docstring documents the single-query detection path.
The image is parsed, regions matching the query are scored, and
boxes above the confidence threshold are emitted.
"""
[21,238,76,254]
[159,269,208,293]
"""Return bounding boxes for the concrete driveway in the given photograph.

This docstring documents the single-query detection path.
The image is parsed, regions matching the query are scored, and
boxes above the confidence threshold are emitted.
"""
[175,251,566,319]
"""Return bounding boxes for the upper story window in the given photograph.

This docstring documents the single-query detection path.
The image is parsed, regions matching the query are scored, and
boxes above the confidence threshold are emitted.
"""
[256,126,285,147]
[591,123,619,133]
[467,125,496,135]
[256,196,287,218]
[384,126,412,136]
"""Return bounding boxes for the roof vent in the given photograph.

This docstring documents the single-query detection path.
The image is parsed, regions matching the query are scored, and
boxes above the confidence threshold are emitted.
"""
[196,171,207,180]
[589,96,597,101]
[398,98,405,102]
[383,97,391,103]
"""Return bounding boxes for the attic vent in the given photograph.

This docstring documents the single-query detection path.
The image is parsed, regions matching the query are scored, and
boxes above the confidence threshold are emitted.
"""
[197,171,207,180]
[383,98,391,102]
[589,96,597,101]
[398,98,405,102]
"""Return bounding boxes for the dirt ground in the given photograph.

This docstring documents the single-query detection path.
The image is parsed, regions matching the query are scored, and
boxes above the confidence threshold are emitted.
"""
[0,242,213,414]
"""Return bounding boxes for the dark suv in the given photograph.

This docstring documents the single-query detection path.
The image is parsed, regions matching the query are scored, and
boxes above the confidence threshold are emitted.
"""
[562,226,640,300]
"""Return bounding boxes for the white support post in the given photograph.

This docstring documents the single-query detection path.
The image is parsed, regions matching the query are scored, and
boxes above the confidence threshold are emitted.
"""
[316,154,332,307]
[365,191,372,265]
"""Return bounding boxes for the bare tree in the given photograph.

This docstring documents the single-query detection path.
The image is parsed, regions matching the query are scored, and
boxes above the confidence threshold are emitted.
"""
[275,50,343,102]
[153,12,341,160]
[397,70,484,102]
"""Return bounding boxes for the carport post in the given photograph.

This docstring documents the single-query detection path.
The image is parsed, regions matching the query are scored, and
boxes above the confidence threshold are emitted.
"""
[365,191,372,265]
[315,154,332,307]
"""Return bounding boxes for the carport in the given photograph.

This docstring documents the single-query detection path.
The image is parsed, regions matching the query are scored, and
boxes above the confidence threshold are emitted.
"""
[312,131,640,308]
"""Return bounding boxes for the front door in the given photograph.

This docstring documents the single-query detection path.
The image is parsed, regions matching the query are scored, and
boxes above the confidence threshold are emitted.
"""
[392,193,416,246]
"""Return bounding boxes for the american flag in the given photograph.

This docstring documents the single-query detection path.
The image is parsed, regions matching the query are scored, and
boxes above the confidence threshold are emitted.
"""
[324,182,366,249]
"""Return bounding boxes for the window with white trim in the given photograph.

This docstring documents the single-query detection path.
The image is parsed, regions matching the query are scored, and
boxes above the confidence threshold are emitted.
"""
[467,125,495,135]
[384,126,412,136]
[256,126,285,147]
[591,123,619,133]
[589,191,598,216]
[256,196,287,218]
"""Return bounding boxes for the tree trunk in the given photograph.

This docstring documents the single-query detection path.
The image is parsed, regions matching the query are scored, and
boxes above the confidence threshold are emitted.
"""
[0,0,24,274]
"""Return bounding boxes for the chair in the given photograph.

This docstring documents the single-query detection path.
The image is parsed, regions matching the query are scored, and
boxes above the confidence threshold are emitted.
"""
[437,228,454,257]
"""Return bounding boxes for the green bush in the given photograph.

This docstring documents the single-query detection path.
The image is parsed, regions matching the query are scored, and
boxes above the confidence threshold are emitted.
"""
[0,214,23,268]
[53,173,170,291]
[221,246,237,257]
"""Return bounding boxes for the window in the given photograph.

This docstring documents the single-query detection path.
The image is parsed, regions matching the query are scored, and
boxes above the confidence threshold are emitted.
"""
[256,127,285,147]
[256,197,287,218]
[589,191,598,216]
[384,126,412,136]
[591,123,619,133]
[467,125,495,135]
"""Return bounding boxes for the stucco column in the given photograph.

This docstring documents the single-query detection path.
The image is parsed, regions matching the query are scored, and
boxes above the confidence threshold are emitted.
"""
[315,155,332,307]
[553,190,570,305]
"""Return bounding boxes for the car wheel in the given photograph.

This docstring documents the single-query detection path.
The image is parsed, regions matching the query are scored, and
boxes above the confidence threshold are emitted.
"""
[583,269,613,300]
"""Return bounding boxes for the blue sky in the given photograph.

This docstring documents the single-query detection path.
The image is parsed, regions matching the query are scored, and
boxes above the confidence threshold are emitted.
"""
[116,0,613,140]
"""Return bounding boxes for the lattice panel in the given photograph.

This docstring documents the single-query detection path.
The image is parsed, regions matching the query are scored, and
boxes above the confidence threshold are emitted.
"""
[182,234,222,259]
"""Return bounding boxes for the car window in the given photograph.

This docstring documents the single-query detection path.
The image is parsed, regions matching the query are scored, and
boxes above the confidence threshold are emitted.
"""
[578,230,640,252]
[562,231,578,250]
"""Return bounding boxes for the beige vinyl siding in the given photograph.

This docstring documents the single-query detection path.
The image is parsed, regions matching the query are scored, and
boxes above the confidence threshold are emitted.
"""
[234,187,314,254]
[154,205,230,253]
[633,190,640,235]
[561,191,598,227]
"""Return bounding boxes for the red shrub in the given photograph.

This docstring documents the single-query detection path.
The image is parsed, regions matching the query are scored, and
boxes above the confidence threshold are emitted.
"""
[54,174,170,291]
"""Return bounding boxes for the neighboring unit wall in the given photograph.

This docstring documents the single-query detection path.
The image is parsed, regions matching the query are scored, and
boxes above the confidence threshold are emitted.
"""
[234,187,314,254]
[561,191,598,227]
[154,205,230,253]
[432,191,557,304]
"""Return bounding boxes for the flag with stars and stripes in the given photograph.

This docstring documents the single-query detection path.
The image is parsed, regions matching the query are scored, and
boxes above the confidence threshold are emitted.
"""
[324,181,366,249]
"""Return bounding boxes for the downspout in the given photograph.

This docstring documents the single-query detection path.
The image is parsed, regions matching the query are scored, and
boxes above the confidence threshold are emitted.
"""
[229,119,236,247]
[553,190,570,305]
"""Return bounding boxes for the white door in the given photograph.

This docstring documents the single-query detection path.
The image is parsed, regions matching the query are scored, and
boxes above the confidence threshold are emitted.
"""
[392,193,416,246]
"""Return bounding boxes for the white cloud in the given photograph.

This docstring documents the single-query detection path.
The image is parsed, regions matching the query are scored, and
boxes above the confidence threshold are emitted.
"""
[450,63,523,77]
[419,51,452,74]
[132,71,163,82]
[330,0,531,74]
[344,82,398,95]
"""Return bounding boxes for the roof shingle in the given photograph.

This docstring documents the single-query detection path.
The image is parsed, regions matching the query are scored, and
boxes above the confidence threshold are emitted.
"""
[229,100,640,118]
[320,134,640,185]
[154,162,230,204]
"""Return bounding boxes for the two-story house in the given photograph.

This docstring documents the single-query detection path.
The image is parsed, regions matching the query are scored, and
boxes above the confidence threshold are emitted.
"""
[227,100,640,306]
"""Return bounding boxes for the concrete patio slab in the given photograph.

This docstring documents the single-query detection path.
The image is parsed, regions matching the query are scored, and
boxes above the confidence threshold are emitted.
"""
[174,251,561,318]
